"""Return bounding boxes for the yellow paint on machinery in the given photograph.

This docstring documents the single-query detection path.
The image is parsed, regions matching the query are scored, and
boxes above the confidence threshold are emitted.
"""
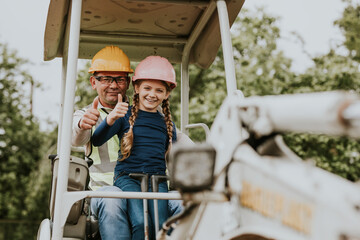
[240,181,313,235]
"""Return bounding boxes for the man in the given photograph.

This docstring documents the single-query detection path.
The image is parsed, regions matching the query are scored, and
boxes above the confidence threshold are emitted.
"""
[72,46,192,240]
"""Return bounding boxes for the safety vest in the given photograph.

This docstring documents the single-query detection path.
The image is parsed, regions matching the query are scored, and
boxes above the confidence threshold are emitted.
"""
[87,108,119,190]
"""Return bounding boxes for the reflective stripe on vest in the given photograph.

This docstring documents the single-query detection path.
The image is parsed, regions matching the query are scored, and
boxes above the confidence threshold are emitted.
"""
[88,108,119,189]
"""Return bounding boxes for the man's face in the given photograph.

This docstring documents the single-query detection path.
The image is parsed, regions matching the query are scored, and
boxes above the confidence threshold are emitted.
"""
[90,71,130,108]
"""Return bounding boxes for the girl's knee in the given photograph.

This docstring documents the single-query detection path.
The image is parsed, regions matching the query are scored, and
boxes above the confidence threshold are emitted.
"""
[101,198,127,215]
[131,216,145,233]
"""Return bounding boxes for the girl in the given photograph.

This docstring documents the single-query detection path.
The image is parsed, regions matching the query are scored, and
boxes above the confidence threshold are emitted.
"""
[91,56,177,240]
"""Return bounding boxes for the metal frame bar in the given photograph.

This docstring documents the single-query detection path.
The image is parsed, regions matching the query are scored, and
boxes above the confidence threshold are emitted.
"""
[217,0,237,95]
[180,0,217,133]
[187,202,208,239]
[59,191,182,229]
[80,33,188,45]
[181,0,238,131]
[181,60,190,133]
[52,0,82,238]
[185,123,210,140]
[126,0,210,6]
[51,0,239,238]
[57,58,66,153]
[154,199,160,235]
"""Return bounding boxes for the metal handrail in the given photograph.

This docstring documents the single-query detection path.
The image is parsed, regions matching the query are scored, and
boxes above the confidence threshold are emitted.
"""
[185,123,210,140]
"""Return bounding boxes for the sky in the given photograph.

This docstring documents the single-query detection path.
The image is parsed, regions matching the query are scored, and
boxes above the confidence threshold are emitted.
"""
[0,0,353,130]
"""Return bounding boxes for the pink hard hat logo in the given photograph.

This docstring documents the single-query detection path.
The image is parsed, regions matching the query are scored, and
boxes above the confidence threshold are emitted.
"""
[133,56,177,89]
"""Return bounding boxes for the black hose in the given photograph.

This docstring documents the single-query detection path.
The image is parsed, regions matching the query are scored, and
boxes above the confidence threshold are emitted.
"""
[160,203,198,234]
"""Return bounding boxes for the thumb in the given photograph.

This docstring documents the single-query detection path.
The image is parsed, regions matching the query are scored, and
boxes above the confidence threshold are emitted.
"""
[92,96,99,109]
[118,94,123,103]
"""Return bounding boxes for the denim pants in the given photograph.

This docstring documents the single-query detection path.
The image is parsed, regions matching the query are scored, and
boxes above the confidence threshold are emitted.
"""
[91,185,131,240]
[114,174,169,240]
[168,192,182,216]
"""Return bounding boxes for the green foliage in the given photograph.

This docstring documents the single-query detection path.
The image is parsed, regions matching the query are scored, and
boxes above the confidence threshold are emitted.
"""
[232,8,295,97]
[290,51,360,93]
[71,3,360,181]
[335,1,360,62]
[0,4,357,239]
[170,5,360,181]
[233,6,360,181]
[0,43,55,239]
[74,61,96,110]
[282,49,360,181]
[284,134,360,181]
[1,1,358,238]
[174,8,295,142]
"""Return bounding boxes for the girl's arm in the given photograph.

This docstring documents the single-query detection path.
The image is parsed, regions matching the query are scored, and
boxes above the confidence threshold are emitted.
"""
[92,94,129,146]
[107,94,129,125]
[91,118,121,146]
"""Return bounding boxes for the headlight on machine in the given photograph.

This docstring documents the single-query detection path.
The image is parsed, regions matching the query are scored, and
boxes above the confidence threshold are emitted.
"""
[169,143,216,192]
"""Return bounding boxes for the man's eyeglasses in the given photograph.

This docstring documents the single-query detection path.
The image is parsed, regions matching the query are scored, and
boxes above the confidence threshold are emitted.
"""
[94,76,129,85]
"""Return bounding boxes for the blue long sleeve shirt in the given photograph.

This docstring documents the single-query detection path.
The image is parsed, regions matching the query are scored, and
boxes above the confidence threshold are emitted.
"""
[91,107,176,175]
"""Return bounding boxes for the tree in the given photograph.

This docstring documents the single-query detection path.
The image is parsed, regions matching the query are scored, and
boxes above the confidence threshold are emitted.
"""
[335,0,360,62]
[74,61,97,110]
[72,4,360,181]
[172,8,296,142]
[232,8,296,97]
[0,43,54,239]
[178,5,360,181]
[233,6,360,181]
[283,41,360,181]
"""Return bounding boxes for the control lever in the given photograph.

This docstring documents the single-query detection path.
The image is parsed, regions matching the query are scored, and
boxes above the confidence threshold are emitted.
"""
[130,173,150,240]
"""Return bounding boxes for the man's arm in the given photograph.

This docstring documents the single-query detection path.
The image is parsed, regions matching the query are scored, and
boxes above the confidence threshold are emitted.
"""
[72,97,100,147]
[71,109,92,146]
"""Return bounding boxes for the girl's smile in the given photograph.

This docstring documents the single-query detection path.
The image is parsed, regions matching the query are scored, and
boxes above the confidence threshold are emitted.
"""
[135,80,170,112]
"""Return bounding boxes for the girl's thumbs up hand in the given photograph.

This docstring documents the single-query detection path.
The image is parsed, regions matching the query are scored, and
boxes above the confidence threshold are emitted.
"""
[107,94,128,126]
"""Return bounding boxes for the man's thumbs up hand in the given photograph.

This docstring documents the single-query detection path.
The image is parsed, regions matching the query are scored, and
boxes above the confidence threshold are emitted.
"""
[79,97,100,130]
[118,93,123,103]
[107,94,128,126]
[92,96,99,109]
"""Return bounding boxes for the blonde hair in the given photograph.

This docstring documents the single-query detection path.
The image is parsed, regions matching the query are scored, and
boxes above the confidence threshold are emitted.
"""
[120,81,173,161]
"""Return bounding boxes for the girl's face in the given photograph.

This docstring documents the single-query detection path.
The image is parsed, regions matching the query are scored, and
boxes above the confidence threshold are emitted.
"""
[135,80,170,112]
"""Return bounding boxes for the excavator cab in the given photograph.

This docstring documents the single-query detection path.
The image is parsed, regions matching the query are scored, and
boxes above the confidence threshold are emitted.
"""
[37,0,245,239]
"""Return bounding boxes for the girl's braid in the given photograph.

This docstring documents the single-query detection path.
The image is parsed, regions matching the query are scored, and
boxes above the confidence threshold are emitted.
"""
[162,98,173,156]
[120,93,139,161]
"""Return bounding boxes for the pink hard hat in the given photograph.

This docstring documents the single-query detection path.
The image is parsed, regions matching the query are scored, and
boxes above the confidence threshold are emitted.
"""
[132,56,177,89]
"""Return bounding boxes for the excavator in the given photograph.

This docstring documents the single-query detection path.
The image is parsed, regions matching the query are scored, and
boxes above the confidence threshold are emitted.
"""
[37,0,360,239]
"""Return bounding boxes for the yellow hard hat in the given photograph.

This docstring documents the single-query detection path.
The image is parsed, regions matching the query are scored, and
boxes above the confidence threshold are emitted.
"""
[88,46,134,73]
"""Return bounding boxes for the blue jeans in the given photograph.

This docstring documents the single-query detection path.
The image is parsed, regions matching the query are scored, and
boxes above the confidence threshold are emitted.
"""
[115,174,169,240]
[91,186,130,240]
[91,185,183,240]
[168,191,182,216]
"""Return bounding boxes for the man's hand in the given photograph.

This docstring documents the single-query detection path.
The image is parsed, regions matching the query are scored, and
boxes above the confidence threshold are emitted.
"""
[107,94,128,126]
[79,97,100,130]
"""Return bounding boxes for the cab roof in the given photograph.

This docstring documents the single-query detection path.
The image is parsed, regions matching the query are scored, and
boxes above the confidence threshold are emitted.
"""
[44,0,244,69]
